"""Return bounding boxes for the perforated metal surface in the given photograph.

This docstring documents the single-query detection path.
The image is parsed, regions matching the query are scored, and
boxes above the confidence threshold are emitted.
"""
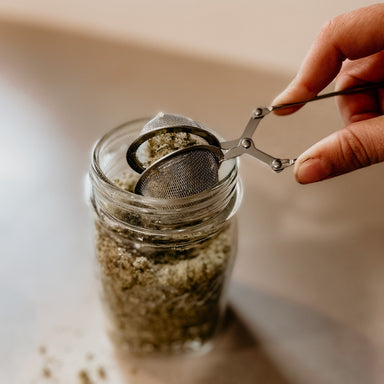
[135,145,223,199]
[142,112,201,133]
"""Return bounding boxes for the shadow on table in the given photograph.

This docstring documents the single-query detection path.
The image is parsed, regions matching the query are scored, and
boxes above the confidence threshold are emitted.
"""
[115,305,294,384]
[115,280,380,384]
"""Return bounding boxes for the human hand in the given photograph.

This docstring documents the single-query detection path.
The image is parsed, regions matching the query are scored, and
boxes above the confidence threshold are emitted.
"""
[272,4,384,184]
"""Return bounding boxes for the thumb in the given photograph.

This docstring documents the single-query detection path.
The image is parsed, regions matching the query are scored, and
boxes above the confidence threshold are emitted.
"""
[294,116,384,184]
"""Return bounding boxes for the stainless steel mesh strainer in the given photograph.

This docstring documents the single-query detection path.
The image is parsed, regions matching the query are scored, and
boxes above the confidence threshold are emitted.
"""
[140,111,202,133]
[127,124,221,174]
[127,82,384,198]
[135,145,224,198]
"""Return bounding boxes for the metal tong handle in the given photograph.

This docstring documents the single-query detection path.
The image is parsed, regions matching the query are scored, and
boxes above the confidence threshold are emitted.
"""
[270,80,384,112]
[221,115,294,172]
[221,81,384,172]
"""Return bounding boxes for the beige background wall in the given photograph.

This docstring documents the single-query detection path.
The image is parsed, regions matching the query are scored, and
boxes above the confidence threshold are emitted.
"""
[0,0,379,72]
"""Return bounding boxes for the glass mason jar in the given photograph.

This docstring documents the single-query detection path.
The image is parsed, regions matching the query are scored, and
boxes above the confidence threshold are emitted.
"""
[89,118,243,356]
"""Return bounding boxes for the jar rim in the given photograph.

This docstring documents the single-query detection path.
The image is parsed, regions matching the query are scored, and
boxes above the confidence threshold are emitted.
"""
[91,118,238,205]
[89,117,242,233]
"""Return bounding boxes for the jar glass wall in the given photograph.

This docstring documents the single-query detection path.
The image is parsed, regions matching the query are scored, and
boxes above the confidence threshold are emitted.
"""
[89,118,243,356]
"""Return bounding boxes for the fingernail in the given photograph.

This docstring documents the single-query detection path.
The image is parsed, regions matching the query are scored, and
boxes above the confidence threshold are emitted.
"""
[272,89,290,106]
[295,157,332,184]
[272,77,297,105]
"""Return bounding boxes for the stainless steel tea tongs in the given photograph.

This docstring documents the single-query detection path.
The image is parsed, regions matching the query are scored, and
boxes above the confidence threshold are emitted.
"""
[221,81,384,172]
[220,106,294,173]
[126,81,384,198]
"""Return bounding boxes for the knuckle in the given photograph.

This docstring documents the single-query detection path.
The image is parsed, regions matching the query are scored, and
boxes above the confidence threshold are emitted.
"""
[317,15,346,61]
[337,128,377,169]
[318,15,342,41]
[319,18,336,37]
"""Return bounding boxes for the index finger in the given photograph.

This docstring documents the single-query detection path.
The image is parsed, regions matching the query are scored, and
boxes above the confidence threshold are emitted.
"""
[272,3,384,114]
